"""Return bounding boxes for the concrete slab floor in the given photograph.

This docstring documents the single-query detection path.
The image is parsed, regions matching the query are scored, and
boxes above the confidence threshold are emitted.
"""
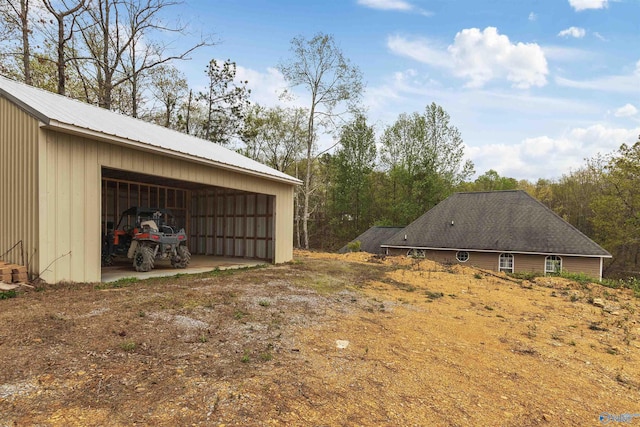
[101,255,266,283]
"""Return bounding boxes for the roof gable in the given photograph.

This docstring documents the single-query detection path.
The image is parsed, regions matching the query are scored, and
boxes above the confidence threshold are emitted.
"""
[0,76,300,185]
[383,190,611,257]
[338,226,405,254]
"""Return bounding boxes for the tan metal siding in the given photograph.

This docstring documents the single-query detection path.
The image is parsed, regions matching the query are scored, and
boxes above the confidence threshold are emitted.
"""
[41,132,294,283]
[41,131,101,283]
[98,144,294,264]
[0,97,39,276]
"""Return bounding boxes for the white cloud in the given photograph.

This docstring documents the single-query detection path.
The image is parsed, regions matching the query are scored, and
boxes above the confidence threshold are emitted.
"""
[555,62,640,94]
[558,27,586,38]
[386,35,451,68]
[542,45,593,62]
[467,124,640,180]
[528,12,537,21]
[357,0,432,15]
[568,0,608,11]
[388,28,548,89]
[357,0,412,11]
[234,66,297,108]
[614,103,638,117]
[593,32,607,41]
[448,27,548,89]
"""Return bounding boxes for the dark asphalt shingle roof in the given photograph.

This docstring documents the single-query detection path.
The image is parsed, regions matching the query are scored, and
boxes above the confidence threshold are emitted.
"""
[382,190,611,257]
[339,226,405,254]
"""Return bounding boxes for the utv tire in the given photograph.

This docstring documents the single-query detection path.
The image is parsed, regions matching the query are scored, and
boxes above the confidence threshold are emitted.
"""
[172,245,191,268]
[101,253,113,267]
[133,245,155,272]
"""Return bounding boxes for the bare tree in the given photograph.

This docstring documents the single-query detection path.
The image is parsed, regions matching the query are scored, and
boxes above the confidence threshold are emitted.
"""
[76,0,211,111]
[42,0,87,95]
[1,0,32,83]
[278,33,363,249]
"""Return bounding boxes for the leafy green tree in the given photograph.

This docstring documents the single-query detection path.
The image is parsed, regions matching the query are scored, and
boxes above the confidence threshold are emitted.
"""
[240,104,307,172]
[460,169,517,192]
[278,32,364,249]
[198,59,251,145]
[380,103,474,224]
[549,157,605,237]
[329,114,377,242]
[592,140,640,275]
[147,64,188,128]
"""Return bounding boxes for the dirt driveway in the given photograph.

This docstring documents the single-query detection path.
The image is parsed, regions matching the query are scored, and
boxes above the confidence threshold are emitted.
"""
[1,251,638,426]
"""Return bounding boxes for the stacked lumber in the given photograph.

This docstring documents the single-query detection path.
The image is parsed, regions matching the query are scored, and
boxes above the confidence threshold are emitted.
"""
[0,261,28,283]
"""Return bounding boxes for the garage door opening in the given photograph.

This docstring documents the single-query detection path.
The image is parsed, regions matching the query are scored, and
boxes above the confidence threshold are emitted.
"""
[101,167,275,279]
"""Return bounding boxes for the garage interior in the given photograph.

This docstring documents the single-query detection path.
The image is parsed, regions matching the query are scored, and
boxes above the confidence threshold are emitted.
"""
[101,167,275,278]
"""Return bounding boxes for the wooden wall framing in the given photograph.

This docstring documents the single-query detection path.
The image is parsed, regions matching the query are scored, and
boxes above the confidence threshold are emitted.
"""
[101,176,274,262]
[190,188,274,261]
[101,177,188,233]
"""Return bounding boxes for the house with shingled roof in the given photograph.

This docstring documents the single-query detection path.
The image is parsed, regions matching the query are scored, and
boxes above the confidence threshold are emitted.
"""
[380,190,611,280]
[338,226,404,254]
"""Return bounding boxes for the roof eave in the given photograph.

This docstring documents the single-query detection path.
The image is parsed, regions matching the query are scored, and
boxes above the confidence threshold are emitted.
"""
[44,120,302,186]
[380,245,612,258]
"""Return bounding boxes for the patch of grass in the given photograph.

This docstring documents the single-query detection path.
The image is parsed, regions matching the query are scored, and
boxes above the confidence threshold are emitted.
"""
[473,273,483,280]
[606,347,618,355]
[240,350,250,363]
[588,322,608,332]
[603,276,640,298]
[259,352,273,362]
[346,240,361,252]
[95,277,139,290]
[559,271,595,286]
[0,290,17,299]
[512,345,537,356]
[198,334,208,343]
[258,300,271,307]
[425,290,444,300]
[526,324,537,338]
[120,341,137,352]
[509,271,542,281]
[234,309,248,320]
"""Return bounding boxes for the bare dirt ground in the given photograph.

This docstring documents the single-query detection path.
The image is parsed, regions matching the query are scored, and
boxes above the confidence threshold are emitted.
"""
[1,250,639,426]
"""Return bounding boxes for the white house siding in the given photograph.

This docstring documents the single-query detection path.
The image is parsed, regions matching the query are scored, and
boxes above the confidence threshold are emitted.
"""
[0,97,40,276]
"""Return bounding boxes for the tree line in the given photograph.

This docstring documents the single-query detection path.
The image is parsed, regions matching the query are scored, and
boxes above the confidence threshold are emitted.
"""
[1,7,638,278]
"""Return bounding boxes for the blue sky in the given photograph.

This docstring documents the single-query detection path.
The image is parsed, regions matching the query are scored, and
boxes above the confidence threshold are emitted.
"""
[166,0,640,181]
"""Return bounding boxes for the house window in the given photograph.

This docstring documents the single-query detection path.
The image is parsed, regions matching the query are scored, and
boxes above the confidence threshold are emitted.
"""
[407,249,426,258]
[499,253,514,273]
[456,251,469,262]
[545,255,562,274]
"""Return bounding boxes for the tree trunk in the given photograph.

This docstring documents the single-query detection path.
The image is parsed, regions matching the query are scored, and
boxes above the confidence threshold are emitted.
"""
[302,104,315,249]
[56,14,65,95]
[20,0,31,85]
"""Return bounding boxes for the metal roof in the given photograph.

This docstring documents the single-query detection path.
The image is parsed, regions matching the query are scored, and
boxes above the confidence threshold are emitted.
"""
[382,190,611,257]
[0,76,301,185]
